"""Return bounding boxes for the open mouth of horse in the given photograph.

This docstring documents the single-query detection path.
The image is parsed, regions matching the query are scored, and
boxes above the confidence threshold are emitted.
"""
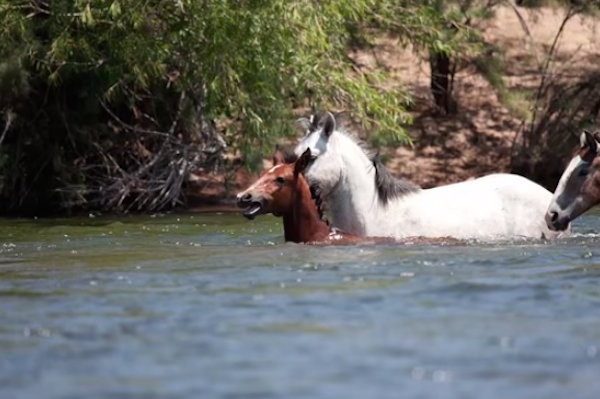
[238,200,264,220]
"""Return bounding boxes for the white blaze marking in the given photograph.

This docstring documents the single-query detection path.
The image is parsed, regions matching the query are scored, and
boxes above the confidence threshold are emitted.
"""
[267,164,285,174]
[555,155,583,195]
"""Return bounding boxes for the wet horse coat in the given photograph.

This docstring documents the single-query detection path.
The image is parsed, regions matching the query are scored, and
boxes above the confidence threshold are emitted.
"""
[294,112,566,240]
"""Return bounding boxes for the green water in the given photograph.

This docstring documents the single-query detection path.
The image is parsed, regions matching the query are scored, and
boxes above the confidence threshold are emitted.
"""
[1,212,600,399]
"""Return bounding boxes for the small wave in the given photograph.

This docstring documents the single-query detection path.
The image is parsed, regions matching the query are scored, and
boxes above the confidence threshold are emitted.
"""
[434,281,508,294]
[567,232,600,238]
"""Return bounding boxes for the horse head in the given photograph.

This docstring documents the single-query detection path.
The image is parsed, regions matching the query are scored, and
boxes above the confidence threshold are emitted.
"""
[293,112,344,198]
[236,148,313,220]
[546,130,600,231]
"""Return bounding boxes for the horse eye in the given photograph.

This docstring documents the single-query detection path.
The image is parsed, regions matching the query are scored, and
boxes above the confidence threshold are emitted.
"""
[275,176,286,185]
[578,169,589,177]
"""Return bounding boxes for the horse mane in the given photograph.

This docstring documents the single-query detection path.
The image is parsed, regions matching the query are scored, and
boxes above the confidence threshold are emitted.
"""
[281,148,298,163]
[309,184,329,226]
[372,157,420,205]
[330,125,421,205]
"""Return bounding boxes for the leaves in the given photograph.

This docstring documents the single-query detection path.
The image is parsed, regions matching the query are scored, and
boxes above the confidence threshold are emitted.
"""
[8,0,563,213]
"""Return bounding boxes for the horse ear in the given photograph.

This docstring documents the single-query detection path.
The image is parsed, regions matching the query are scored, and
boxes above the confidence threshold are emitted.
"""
[594,132,600,154]
[580,131,586,148]
[579,130,598,162]
[318,112,336,137]
[295,117,311,134]
[294,148,312,176]
[272,146,285,166]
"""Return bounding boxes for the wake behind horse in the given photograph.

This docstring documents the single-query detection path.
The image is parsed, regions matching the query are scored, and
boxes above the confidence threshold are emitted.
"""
[294,112,568,240]
[546,130,600,231]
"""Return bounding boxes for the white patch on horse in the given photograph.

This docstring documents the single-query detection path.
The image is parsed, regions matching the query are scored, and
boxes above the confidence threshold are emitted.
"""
[553,155,582,197]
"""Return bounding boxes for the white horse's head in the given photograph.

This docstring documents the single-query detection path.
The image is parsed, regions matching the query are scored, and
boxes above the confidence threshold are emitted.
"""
[546,130,600,231]
[293,112,345,197]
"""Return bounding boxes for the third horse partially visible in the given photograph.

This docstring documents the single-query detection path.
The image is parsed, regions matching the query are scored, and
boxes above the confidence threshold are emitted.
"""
[546,130,600,231]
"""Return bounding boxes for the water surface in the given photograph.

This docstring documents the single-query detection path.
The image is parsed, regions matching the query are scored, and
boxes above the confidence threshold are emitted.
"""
[1,212,600,399]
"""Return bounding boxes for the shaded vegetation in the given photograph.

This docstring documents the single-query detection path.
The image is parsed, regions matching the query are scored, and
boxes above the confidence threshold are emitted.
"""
[511,0,600,187]
[0,0,412,214]
[1,0,600,214]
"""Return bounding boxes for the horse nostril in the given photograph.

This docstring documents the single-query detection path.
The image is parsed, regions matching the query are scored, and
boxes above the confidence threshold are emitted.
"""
[237,192,252,206]
[549,211,558,222]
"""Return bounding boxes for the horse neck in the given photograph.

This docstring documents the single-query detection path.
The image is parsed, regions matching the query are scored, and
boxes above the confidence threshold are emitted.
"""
[327,134,380,235]
[282,176,330,243]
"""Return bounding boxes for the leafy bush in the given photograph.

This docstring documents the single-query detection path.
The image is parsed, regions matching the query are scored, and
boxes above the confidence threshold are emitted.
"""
[0,0,412,214]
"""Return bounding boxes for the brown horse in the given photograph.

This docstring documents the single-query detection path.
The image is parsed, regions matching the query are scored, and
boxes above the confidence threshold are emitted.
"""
[546,130,600,231]
[237,148,363,244]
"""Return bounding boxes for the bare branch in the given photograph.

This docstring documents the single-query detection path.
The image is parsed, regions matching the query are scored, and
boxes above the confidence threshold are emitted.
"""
[99,98,170,137]
[505,0,532,39]
[0,110,15,151]
[528,6,578,139]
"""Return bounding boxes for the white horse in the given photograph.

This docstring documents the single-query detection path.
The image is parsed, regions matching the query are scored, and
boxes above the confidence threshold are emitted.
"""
[546,130,600,231]
[294,112,567,240]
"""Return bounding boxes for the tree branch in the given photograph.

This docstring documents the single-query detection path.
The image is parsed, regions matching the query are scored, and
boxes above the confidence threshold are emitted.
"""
[528,6,578,140]
[99,98,170,137]
[0,110,15,151]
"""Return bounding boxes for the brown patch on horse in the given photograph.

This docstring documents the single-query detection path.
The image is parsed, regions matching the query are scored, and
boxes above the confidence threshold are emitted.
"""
[581,156,600,205]
[579,146,596,162]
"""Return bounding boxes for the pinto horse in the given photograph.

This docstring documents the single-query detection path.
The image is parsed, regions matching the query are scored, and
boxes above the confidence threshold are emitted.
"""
[236,148,363,244]
[546,130,600,231]
[294,112,567,240]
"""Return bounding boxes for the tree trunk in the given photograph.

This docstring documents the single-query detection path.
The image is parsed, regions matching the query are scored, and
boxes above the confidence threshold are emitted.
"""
[429,51,453,113]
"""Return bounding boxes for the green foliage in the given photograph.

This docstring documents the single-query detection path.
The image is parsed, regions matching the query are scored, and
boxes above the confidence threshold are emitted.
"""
[39,0,411,151]
[473,47,531,120]
[9,0,592,213]
[369,0,487,58]
[0,0,414,214]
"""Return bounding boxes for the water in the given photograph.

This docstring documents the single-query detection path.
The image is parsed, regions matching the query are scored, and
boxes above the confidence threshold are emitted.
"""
[1,211,600,399]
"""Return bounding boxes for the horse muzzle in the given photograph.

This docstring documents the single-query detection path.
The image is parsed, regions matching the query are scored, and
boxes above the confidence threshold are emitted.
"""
[545,210,570,231]
[236,192,265,220]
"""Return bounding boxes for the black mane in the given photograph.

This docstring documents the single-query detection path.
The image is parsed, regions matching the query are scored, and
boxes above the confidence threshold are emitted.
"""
[309,185,329,225]
[372,158,420,205]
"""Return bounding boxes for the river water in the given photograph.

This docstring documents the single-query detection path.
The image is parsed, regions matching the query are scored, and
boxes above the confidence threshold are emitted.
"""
[1,211,599,399]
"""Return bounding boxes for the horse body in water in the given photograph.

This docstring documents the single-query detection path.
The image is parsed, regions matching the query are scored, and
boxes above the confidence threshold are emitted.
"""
[294,112,566,240]
[236,148,456,245]
[237,148,362,244]
[546,130,600,231]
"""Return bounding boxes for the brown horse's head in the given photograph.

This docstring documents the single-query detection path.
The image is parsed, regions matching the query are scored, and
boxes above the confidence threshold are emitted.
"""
[546,130,600,231]
[237,148,313,219]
